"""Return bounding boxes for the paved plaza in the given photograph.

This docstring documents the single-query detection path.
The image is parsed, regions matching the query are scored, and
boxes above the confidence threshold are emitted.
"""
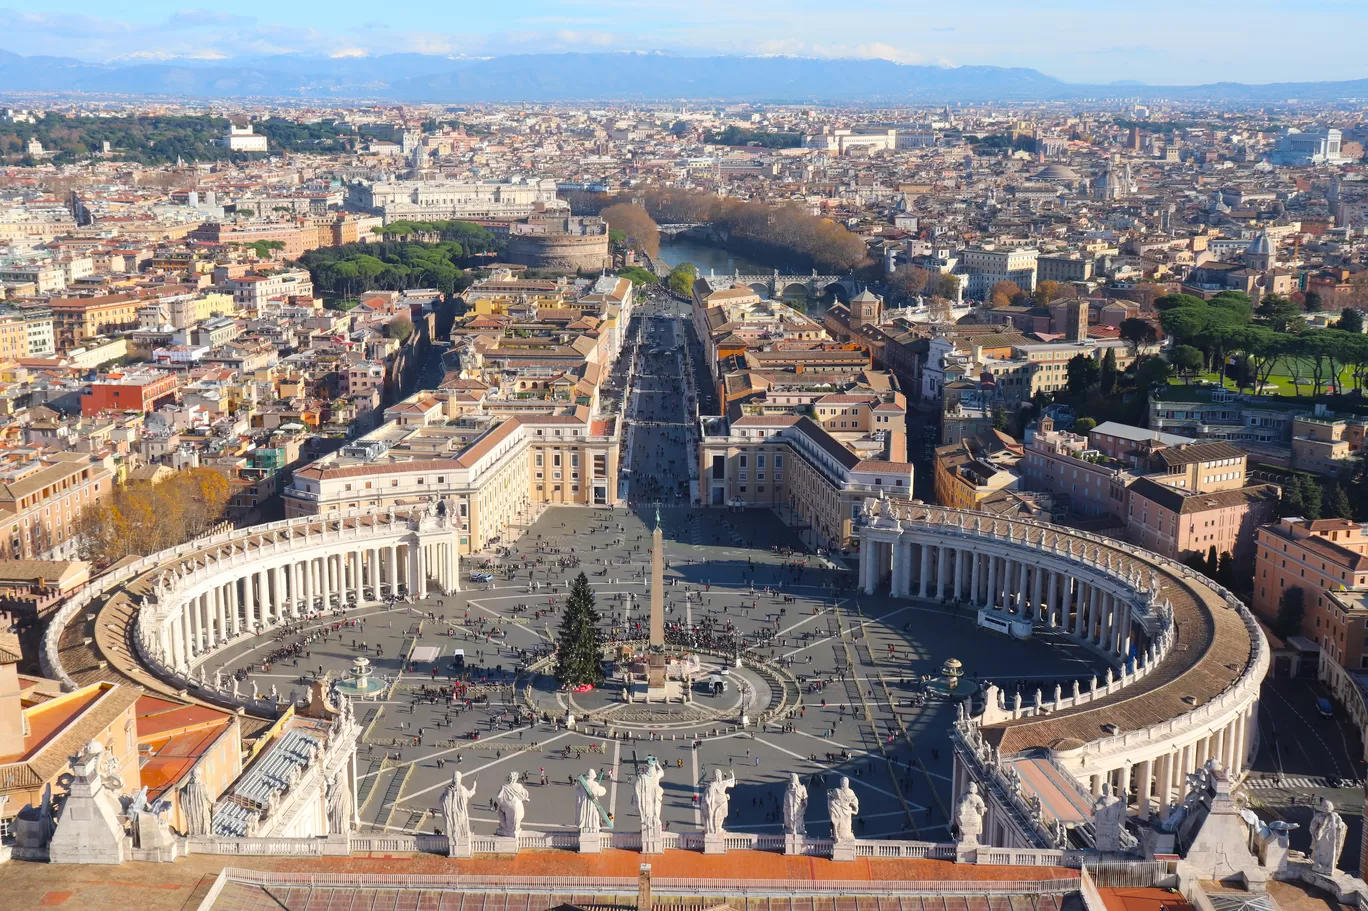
[211,502,1107,844]
[209,312,1108,845]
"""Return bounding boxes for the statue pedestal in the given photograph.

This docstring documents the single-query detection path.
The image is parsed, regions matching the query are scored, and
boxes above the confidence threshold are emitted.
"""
[831,839,857,862]
[449,836,473,859]
[955,841,979,864]
[784,834,805,856]
[642,829,664,855]
[579,831,603,854]
[703,833,727,855]
[492,835,520,854]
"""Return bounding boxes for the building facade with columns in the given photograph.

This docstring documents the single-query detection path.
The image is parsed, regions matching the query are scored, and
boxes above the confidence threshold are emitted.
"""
[857,498,1266,850]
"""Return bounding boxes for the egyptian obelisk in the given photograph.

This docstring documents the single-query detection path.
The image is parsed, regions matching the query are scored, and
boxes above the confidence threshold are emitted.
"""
[649,504,664,648]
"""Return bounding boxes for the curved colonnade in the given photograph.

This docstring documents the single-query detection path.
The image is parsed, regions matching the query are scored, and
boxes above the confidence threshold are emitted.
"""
[43,508,462,716]
[858,501,1267,842]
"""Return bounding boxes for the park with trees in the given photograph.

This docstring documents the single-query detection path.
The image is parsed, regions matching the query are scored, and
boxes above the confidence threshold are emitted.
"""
[73,468,232,567]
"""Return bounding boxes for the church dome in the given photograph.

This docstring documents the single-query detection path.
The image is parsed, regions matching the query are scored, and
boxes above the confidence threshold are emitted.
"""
[1034,164,1080,181]
[1248,233,1273,255]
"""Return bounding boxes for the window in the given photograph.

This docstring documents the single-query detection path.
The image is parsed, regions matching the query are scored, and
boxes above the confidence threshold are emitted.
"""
[535,453,544,467]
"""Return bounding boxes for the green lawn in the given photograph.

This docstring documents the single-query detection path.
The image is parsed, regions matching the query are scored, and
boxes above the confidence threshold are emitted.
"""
[1172,360,1358,397]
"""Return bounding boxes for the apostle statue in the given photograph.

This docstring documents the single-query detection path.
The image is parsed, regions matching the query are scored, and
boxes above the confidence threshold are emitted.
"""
[495,771,529,838]
[576,768,609,834]
[326,772,353,835]
[782,772,808,837]
[635,757,665,837]
[954,782,987,847]
[1310,798,1348,875]
[1092,783,1126,853]
[441,771,476,844]
[702,768,735,836]
[827,776,859,842]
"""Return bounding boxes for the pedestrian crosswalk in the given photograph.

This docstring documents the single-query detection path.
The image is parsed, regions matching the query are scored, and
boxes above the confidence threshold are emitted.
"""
[1243,775,1361,790]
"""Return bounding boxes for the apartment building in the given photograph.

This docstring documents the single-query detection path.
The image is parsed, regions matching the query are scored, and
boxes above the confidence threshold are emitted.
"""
[220,270,315,309]
[81,370,181,417]
[959,247,1038,298]
[698,414,913,551]
[48,293,141,353]
[1020,419,1132,520]
[1291,414,1367,479]
[0,452,115,560]
[933,433,1023,511]
[1254,518,1368,666]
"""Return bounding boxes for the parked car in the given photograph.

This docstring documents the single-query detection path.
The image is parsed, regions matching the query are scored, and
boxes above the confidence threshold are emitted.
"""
[469,572,494,583]
[1317,696,1335,718]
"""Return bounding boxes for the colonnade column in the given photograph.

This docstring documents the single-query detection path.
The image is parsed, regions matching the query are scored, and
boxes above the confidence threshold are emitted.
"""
[970,552,981,606]
[389,545,400,596]
[889,539,910,598]
[985,557,998,608]
[936,546,949,600]
[918,544,931,598]
[181,602,194,661]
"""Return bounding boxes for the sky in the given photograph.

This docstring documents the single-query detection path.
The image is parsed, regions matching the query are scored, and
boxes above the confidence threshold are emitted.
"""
[2,0,1367,86]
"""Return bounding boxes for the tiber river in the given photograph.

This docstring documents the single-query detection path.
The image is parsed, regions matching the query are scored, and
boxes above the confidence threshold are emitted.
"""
[654,236,773,277]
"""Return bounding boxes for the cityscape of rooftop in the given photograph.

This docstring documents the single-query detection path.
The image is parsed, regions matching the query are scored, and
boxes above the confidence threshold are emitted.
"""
[0,5,1367,911]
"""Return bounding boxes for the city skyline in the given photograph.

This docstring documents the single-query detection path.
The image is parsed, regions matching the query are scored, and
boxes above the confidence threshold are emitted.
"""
[4,0,1368,86]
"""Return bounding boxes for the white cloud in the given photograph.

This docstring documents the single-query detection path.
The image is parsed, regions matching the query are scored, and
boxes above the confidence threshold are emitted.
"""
[329,47,369,58]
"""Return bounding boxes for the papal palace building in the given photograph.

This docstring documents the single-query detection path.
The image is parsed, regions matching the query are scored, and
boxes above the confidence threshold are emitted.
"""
[283,395,620,553]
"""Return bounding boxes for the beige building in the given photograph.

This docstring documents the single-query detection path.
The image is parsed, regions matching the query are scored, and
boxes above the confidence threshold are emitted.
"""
[284,397,620,553]
[699,414,913,551]
[0,452,116,560]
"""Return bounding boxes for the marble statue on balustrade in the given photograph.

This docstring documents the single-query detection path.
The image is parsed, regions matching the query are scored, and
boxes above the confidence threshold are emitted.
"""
[576,768,608,835]
[128,787,175,854]
[1310,798,1348,875]
[954,782,987,849]
[325,772,353,835]
[828,777,859,843]
[495,771,530,838]
[179,768,213,837]
[1092,783,1126,853]
[635,757,665,845]
[702,768,735,836]
[782,773,808,837]
[442,771,476,856]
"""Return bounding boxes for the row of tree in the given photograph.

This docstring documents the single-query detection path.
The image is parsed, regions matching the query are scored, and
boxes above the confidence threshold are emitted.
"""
[300,240,478,299]
[569,188,867,273]
[1157,291,1368,395]
[74,468,232,567]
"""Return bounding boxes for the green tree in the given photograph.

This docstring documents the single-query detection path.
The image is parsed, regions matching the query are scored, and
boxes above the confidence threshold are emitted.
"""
[553,572,605,687]
[1065,353,1100,395]
[1297,475,1323,520]
[1304,290,1323,312]
[1133,355,1173,390]
[1204,545,1219,577]
[666,262,697,297]
[386,315,414,342]
[1254,294,1305,333]
[992,406,1009,432]
[1169,345,1204,383]
[1336,308,1364,334]
[617,267,659,286]
[1100,347,1118,395]
[1072,417,1097,434]
[1216,551,1235,589]
[1119,317,1157,355]
[1274,586,1305,639]
[1323,483,1354,519]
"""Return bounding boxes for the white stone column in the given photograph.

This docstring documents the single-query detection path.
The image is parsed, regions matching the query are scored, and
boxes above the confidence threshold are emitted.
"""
[244,572,257,630]
[890,538,910,598]
[181,603,194,660]
[1047,572,1059,627]
[1138,758,1153,817]
[918,544,931,598]
[389,545,400,595]
[1088,587,1100,642]
[970,552,981,605]
[936,546,949,600]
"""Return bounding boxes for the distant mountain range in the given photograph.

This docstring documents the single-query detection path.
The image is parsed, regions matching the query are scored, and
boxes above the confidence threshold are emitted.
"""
[1,49,1366,103]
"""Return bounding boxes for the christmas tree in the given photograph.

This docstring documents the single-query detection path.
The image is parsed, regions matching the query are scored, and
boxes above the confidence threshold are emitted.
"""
[553,572,605,687]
